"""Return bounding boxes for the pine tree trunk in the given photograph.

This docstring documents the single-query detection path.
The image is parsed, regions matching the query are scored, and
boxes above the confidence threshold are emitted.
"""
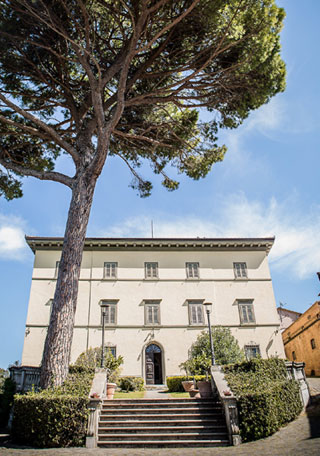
[40,171,97,388]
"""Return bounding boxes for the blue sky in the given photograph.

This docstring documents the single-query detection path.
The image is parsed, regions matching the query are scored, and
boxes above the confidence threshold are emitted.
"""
[0,0,319,368]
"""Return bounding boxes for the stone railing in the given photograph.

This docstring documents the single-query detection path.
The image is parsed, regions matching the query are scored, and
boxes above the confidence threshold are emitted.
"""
[9,366,40,392]
[86,368,108,448]
[285,361,310,408]
[210,366,241,446]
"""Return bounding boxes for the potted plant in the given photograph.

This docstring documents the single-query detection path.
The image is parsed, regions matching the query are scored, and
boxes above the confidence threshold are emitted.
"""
[179,361,195,392]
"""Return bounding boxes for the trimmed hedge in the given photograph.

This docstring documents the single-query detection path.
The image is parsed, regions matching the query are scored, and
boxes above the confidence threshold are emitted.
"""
[224,358,303,442]
[12,368,94,448]
[166,375,206,392]
[118,376,144,392]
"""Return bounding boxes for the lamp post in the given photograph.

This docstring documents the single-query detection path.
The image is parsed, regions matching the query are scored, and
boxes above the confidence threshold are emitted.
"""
[100,309,106,368]
[203,302,215,366]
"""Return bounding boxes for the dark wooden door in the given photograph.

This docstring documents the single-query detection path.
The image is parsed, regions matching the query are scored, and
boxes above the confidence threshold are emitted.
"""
[145,344,162,385]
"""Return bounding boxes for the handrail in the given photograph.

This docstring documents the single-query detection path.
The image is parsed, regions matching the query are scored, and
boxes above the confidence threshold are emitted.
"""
[86,368,108,448]
[210,366,241,446]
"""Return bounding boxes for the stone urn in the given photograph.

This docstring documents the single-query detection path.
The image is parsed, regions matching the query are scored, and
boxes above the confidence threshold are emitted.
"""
[182,380,195,392]
[106,382,117,399]
[197,380,212,398]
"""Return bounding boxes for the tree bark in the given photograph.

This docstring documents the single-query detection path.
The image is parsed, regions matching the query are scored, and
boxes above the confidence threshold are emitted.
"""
[40,170,97,388]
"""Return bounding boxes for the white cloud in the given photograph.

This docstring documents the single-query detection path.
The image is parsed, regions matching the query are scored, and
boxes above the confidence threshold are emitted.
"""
[0,214,28,259]
[103,195,320,279]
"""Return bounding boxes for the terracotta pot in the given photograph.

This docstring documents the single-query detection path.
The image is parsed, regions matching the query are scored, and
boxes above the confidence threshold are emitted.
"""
[197,380,212,398]
[182,380,195,392]
[189,389,201,398]
[106,382,117,399]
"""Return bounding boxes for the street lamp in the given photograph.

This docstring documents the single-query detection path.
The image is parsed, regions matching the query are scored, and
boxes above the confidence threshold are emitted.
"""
[100,309,106,368]
[203,302,215,366]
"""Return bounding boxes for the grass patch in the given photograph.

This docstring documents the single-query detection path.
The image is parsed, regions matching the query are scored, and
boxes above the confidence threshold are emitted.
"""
[114,391,145,399]
[169,391,190,398]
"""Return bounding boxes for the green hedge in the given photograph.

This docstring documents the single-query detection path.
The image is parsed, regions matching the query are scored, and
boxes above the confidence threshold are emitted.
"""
[12,368,94,448]
[224,358,303,442]
[166,375,206,392]
[118,376,144,392]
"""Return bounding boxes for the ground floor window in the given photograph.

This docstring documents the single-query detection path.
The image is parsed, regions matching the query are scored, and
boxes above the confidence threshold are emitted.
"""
[244,344,260,360]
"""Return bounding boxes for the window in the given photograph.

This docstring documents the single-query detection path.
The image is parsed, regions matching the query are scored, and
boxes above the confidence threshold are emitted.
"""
[233,262,248,279]
[188,300,204,325]
[104,262,117,279]
[311,338,316,350]
[186,262,199,279]
[145,262,158,279]
[292,351,296,360]
[100,300,118,325]
[54,261,60,279]
[144,300,161,325]
[244,344,260,360]
[238,300,255,325]
[105,346,117,358]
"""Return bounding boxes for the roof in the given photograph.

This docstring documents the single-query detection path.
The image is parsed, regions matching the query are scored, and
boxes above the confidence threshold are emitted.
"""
[25,236,275,254]
[277,307,302,316]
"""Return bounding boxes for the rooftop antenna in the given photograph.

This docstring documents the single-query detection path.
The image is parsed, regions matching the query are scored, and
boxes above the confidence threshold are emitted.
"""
[151,220,154,238]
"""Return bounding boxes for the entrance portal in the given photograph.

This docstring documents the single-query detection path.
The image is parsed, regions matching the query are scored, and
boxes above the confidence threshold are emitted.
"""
[145,343,163,385]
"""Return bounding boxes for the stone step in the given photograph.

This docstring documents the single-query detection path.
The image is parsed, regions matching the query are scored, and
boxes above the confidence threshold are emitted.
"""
[101,406,222,414]
[102,402,220,409]
[98,425,227,434]
[99,418,224,427]
[103,398,217,404]
[100,412,223,422]
[97,439,229,448]
[98,432,228,441]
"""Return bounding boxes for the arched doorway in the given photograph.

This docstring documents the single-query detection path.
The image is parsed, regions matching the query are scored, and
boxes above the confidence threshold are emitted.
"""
[145,343,163,385]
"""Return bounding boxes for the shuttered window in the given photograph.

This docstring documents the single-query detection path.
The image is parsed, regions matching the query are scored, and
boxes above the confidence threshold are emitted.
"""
[145,262,158,279]
[144,300,161,325]
[244,344,260,360]
[233,262,247,278]
[104,262,117,279]
[186,262,199,279]
[188,301,204,325]
[238,301,255,324]
[101,300,118,325]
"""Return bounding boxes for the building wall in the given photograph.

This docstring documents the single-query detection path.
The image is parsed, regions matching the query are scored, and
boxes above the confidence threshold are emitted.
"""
[282,302,320,376]
[22,246,285,377]
[277,308,301,332]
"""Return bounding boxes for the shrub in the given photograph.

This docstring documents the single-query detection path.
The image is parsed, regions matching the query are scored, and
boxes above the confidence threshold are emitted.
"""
[181,327,245,375]
[118,376,144,392]
[0,378,15,427]
[166,375,206,392]
[224,358,303,442]
[11,368,94,448]
[74,347,123,383]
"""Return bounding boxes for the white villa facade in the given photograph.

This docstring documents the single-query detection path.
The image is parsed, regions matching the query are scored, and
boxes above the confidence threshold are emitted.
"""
[22,236,285,385]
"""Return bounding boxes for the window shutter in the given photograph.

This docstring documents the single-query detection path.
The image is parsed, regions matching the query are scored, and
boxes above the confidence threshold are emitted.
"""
[110,305,116,324]
[153,306,159,324]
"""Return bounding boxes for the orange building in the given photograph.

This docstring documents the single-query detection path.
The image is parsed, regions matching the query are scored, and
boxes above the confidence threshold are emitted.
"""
[282,302,320,376]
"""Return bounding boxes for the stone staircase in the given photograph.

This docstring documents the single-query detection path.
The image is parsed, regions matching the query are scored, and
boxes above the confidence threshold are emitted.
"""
[97,397,229,448]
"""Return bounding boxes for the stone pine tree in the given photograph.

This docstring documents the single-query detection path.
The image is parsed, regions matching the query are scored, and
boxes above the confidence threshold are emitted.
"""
[0,0,285,387]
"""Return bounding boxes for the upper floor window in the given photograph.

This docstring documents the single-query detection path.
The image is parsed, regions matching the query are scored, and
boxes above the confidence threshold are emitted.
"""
[186,262,199,279]
[244,344,260,360]
[238,300,255,325]
[104,262,117,279]
[144,300,161,325]
[188,300,204,325]
[54,261,60,279]
[233,262,247,279]
[145,262,158,279]
[311,338,316,350]
[100,300,118,325]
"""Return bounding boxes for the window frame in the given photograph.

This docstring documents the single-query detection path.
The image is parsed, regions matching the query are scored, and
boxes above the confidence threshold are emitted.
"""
[244,344,260,360]
[105,345,117,358]
[144,262,159,279]
[238,300,256,325]
[144,300,161,326]
[233,262,248,279]
[188,300,205,325]
[103,262,118,280]
[186,262,200,279]
[100,300,118,326]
